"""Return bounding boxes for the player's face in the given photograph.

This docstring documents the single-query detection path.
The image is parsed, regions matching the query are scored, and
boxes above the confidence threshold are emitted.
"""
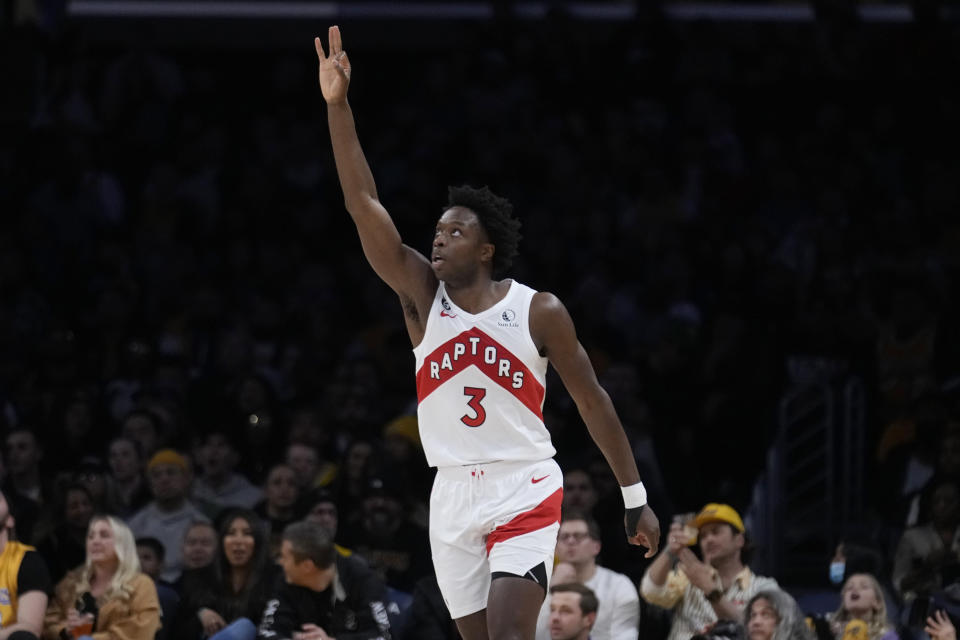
[431,207,491,281]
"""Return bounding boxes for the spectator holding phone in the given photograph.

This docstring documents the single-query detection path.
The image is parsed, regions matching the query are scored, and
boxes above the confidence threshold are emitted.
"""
[641,504,778,640]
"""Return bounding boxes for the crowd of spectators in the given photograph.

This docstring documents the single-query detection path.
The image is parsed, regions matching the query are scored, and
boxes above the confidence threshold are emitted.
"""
[3,2,960,639]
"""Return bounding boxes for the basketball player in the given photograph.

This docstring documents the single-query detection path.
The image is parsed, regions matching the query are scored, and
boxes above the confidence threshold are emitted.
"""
[315,26,660,640]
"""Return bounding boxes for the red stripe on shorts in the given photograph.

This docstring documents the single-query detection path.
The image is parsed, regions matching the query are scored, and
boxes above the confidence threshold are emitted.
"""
[485,488,563,556]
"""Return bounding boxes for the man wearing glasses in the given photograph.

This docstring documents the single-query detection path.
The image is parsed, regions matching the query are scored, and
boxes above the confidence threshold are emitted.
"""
[536,513,639,640]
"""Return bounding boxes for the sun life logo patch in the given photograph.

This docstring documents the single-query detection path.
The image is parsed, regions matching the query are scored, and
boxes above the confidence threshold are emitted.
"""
[498,308,519,327]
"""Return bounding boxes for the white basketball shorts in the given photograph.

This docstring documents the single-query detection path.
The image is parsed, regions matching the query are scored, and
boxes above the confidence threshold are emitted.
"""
[429,458,563,618]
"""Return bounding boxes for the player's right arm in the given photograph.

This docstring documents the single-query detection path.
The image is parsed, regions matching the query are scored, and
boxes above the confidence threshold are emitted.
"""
[315,26,436,315]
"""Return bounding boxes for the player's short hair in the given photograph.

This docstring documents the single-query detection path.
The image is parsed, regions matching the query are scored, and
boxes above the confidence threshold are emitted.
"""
[550,583,599,615]
[446,185,521,277]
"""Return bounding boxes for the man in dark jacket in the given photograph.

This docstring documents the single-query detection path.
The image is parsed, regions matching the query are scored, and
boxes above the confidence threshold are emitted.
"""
[258,520,392,640]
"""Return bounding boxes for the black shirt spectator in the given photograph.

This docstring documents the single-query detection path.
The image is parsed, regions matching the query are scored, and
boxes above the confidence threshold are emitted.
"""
[258,520,392,640]
[337,477,432,594]
[35,483,93,583]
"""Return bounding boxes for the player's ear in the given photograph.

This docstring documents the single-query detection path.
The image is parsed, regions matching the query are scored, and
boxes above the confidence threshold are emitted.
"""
[480,243,495,265]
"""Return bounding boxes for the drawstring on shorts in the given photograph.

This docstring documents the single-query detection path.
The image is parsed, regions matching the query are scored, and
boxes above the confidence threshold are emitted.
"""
[468,465,485,507]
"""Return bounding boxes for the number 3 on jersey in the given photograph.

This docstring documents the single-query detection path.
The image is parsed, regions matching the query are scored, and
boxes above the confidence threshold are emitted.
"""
[461,386,487,427]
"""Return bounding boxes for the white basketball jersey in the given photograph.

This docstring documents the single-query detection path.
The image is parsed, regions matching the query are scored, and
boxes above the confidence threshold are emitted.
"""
[413,280,556,467]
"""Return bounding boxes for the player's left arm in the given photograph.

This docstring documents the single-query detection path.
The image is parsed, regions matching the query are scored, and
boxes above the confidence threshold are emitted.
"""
[530,292,660,556]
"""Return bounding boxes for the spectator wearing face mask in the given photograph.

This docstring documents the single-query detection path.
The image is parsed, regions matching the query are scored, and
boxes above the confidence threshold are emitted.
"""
[797,539,898,631]
[641,503,778,640]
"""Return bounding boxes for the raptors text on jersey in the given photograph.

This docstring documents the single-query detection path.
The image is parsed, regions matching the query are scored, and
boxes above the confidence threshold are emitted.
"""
[412,281,557,467]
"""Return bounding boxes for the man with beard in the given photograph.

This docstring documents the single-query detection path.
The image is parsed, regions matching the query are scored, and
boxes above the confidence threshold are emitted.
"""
[338,477,432,593]
[641,504,778,640]
[128,449,210,581]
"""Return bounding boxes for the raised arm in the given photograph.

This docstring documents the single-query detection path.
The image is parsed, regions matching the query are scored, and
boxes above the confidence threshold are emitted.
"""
[315,27,436,316]
[530,292,661,556]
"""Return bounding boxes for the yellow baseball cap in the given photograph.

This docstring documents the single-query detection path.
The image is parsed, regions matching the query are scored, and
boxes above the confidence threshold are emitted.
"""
[383,415,421,449]
[692,503,745,533]
[147,449,188,473]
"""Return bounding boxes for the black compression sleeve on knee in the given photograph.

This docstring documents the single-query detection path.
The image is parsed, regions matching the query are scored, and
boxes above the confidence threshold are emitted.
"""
[491,561,548,591]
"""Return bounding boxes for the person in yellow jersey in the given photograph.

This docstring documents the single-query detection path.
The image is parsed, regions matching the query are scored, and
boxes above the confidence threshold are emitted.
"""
[0,488,51,640]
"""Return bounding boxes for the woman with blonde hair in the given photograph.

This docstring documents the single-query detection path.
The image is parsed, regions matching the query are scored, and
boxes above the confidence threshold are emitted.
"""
[829,573,899,640]
[43,515,160,640]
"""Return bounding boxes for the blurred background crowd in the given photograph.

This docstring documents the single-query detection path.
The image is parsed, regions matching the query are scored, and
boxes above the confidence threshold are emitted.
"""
[3,0,960,639]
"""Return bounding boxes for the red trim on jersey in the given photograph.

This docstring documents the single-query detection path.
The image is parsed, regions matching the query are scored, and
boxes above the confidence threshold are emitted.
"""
[416,327,545,420]
[485,488,562,555]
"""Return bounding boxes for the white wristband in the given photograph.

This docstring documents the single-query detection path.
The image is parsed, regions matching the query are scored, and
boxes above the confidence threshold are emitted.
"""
[621,482,647,509]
